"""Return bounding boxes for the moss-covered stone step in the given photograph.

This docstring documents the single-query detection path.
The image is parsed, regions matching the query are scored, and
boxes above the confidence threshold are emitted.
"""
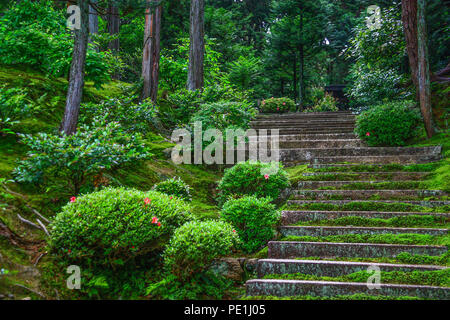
[296,180,422,189]
[245,279,450,299]
[287,199,450,208]
[279,139,364,149]
[248,133,358,141]
[250,120,355,128]
[307,163,439,171]
[255,112,355,120]
[279,226,448,238]
[267,241,447,259]
[285,154,442,165]
[272,128,357,135]
[290,189,446,200]
[256,259,447,277]
[300,171,430,181]
[281,210,450,224]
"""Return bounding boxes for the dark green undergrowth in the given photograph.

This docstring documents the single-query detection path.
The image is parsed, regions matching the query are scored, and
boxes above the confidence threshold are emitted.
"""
[263,269,450,287]
[293,215,450,228]
[281,233,450,246]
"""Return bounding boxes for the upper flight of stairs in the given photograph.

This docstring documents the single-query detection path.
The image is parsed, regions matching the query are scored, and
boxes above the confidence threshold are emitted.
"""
[245,112,449,300]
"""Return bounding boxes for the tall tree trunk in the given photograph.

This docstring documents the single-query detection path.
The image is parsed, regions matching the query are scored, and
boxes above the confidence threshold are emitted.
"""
[298,9,304,109]
[88,0,98,51]
[417,0,434,138]
[293,55,297,104]
[107,4,120,52]
[141,0,162,102]
[187,0,205,91]
[60,0,89,135]
[401,0,419,93]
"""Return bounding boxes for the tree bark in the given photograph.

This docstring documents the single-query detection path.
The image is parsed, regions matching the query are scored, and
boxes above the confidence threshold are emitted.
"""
[417,0,434,138]
[401,0,419,92]
[60,0,89,135]
[141,0,162,102]
[187,0,205,91]
[107,3,120,52]
[88,0,98,51]
[298,9,304,109]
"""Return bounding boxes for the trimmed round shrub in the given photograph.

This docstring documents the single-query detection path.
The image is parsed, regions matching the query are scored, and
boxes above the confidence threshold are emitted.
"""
[163,220,239,279]
[153,177,192,202]
[217,161,290,206]
[50,188,194,268]
[305,93,338,112]
[260,97,295,113]
[355,101,421,146]
[221,196,280,253]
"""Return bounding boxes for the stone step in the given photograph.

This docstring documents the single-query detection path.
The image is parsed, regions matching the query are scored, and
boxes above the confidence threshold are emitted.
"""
[308,163,406,169]
[256,259,447,277]
[286,155,442,165]
[290,189,445,200]
[251,123,355,129]
[296,180,420,189]
[279,226,448,237]
[270,128,356,135]
[288,199,450,208]
[250,120,356,127]
[269,140,365,149]
[281,210,450,224]
[300,172,430,181]
[255,112,355,119]
[267,241,448,259]
[248,133,358,141]
[280,146,441,162]
[245,279,450,299]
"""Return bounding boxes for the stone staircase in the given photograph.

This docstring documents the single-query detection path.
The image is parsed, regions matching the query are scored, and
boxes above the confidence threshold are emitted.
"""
[245,112,449,300]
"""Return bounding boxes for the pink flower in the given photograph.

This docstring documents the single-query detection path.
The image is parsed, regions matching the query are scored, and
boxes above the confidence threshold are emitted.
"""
[283,102,286,105]
[366,132,371,137]
[151,216,158,224]
[157,222,161,227]
[169,196,173,200]
[70,197,76,203]
[264,174,270,180]
[144,197,151,205]
[276,107,280,111]
[232,229,236,233]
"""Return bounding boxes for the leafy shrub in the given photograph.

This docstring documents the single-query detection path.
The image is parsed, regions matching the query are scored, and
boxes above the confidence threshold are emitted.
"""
[13,118,151,194]
[305,93,338,112]
[49,188,194,268]
[0,87,31,135]
[260,97,295,113]
[217,161,290,206]
[0,0,112,88]
[221,196,280,253]
[163,220,239,279]
[228,55,262,91]
[355,101,421,146]
[80,96,158,134]
[153,177,192,202]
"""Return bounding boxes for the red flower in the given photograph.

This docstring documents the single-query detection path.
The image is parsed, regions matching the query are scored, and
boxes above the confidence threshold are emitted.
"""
[157,222,161,227]
[131,246,135,249]
[264,174,270,180]
[144,197,151,205]
[276,107,280,111]
[70,197,76,203]
[152,216,158,224]
[366,132,371,137]
[68,249,71,253]
[169,196,173,200]
[232,229,236,233]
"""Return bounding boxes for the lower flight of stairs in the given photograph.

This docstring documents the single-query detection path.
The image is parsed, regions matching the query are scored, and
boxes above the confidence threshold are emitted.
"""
[245,112,449,300]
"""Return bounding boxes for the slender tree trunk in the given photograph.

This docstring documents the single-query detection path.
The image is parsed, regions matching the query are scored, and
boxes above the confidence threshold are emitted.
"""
[60,0,89,135]
[417,0,434,138]
[107,3,120,52]
[88,0,98,51]
[293,55,297,104]
[187,0,205,91]
[401,0,419,93]
[298,9,304,109]
[141,0,162,102]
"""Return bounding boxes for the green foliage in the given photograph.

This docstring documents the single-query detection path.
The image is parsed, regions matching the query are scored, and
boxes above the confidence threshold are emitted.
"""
[153,177,192,202]
[228,55,262,92]
[13,118,151,194]
[305,93,338,112]
[260,97,296,113]
[0,0,112,88]
[163,220,239,280]
[221,196,280,253]
[80,96,158,135]
[217,161,290,206]
[0,86,31,135]
[49,187,194,268]
[355,101,421,146]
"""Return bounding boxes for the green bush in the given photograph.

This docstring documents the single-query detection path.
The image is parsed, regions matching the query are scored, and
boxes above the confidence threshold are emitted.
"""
[0,86,31,135]
[355,101,421,146]
[80,96,158,134]
[260,97,295,113]
[13,118,151,194]
[217,161,290,206]
[49,188,194,268]
[163,220,239,279]
[153,177,192,202]
[305,93,338,112]
[221,196,280,253]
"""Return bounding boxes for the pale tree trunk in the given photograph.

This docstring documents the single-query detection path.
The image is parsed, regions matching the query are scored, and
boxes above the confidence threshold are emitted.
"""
[60,0,89,135]
[88,0,99,51]
[417,0,434,138]
[187,0,205,91]
[141,0,162,102]
[401,0,419,93]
